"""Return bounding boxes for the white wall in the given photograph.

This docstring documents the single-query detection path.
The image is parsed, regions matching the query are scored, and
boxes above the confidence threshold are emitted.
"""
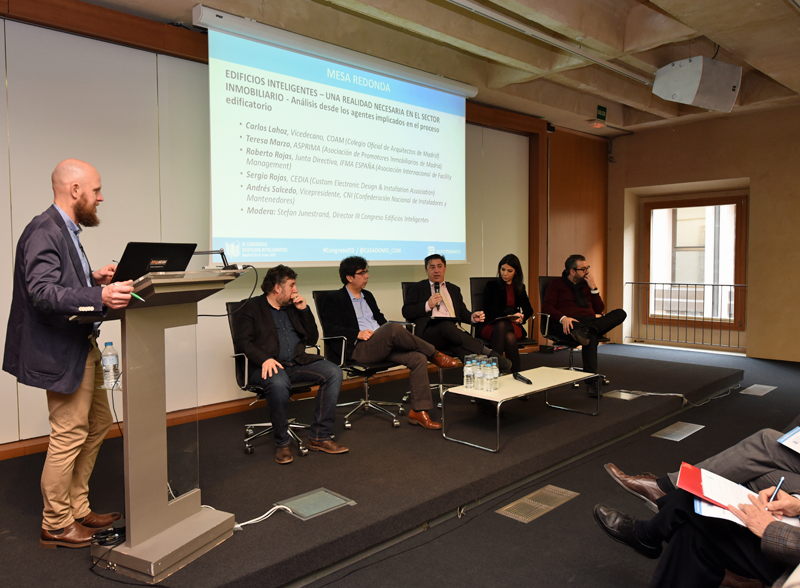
[0,21,529,442]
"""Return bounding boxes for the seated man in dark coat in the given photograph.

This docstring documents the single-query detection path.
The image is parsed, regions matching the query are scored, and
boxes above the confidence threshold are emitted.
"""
[319,256,458,430]
[594,485,800,588]
[541,254,626,383]
[234,265,347,464]
[402,254,512,372]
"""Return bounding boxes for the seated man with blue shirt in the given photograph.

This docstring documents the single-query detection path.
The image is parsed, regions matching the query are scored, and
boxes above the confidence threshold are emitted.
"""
[234,265,347,464]
[318,256,458,430]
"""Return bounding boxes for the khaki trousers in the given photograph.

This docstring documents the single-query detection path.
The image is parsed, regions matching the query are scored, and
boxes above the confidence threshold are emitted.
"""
[41,339,113,530]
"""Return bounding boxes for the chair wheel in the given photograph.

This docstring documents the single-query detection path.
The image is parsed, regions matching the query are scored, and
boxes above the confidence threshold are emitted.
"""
[398,407,405,415]
[392,420,400,428]
[345,421,352,429]
[244,444,254,455]
[299,447,309,456]
[245,428,254,437]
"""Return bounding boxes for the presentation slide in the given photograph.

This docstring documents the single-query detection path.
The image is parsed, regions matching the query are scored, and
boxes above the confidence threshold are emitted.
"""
[208,30,467,264]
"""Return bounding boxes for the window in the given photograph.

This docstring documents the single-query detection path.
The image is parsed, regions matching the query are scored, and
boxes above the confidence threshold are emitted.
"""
[643,196,746,330]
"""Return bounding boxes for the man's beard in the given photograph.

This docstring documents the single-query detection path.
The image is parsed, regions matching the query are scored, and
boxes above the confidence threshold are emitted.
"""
[74,194,100,227]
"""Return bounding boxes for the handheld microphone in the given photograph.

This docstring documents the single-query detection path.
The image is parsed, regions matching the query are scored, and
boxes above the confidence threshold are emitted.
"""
[434,282,441,309]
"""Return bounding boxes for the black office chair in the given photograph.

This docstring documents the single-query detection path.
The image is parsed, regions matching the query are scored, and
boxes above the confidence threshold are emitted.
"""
[400,282,461,400]
[469,276,537,347]
[312,290,405,429]
[226,300,315,456]
[537,277,610,386]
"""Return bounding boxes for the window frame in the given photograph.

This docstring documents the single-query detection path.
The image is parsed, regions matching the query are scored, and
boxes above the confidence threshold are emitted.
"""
[642,195,747,332]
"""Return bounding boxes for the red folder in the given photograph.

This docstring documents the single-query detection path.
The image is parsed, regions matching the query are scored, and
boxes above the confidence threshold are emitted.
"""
[675,462,728,509]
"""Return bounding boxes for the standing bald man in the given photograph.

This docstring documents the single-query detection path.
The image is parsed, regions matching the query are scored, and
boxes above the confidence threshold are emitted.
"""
[3,159,133,548]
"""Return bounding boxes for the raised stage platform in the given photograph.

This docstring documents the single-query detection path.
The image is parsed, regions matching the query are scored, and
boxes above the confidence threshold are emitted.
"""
[0,346,742,588]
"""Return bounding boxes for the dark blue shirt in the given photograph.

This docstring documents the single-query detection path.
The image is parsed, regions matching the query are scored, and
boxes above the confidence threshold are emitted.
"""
[269,305,302,363]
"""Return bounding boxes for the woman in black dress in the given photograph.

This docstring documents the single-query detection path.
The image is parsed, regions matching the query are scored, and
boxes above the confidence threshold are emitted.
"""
[480,254,534,373]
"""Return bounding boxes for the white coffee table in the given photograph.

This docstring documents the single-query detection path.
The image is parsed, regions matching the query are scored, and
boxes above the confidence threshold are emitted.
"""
[441,367,602,452]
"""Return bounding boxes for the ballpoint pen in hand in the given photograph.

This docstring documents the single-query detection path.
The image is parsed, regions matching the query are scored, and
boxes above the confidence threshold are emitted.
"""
[768,476,785,507]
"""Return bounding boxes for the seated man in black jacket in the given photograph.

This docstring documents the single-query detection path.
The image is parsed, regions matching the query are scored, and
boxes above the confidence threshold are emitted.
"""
[319,256,458,430]
[402,254,512,372]
[234,265,348,464]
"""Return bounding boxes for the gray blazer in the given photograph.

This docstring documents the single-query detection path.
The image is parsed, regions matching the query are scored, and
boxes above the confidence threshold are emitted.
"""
[3,205,104,394]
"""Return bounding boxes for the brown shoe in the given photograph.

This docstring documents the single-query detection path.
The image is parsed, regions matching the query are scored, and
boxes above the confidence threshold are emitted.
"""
[408,410,442,430]
[604,463,666,512]
[307,438,349,454]
[430,351,458,369]
[40,521,95,549]
[76,511,121,529]
[275,445,293,464]
[722,569,764,588]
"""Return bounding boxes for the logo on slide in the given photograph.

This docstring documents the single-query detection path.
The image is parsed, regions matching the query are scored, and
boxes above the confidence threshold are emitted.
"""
[225,240,242,259]
[427,246,436,255]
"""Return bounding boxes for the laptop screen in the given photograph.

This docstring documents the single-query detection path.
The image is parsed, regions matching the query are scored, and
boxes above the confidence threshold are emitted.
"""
[111,242,197,283]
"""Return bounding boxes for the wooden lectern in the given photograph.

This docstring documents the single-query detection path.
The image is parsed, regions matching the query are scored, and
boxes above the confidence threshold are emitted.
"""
[90,270,244,583]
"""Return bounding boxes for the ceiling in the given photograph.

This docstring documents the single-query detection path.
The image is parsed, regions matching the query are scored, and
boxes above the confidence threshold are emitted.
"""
[84,0,800,137]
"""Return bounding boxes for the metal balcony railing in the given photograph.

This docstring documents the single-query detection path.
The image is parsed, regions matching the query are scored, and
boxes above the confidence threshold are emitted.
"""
[625,282,746,350]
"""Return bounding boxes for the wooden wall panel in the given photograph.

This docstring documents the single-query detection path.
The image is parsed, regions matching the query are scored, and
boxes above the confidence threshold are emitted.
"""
[548,129,609,294]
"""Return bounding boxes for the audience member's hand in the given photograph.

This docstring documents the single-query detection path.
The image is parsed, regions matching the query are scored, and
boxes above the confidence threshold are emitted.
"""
[757,487,800,518]
[92,264,116,285]
[730,493,775,538]
[471,311,485,324]
[290,293,307,310]
[262,358,284,378]
[358,330,373,341]
[562,316,578,335]
[101,280,133,309]
[513,312,524,324]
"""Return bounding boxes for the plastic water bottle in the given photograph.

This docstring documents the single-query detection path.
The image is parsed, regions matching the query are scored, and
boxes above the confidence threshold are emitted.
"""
[101,342,121,389]
[474,360,484,391]
[464,359,474,389]
[491,358,499,391]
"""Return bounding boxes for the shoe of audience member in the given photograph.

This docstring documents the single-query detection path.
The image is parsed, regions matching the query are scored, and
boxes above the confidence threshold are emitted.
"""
[570,325,591,346]
[430,351,459,369]
[407,410,442,430]
[592,504,662,559]
[40,521,95,549]
[307,438,349,454]
[76,511,121,529]
[604,463,665,512]
[721,570,764,588]
[586,382,599,398]
[275,445,293,464]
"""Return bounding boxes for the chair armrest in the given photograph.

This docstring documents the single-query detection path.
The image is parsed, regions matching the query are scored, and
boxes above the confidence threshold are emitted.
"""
[388,320,415,335]
[536,312,551,338]
[321,335,348,367]
[231,352,250,388]
[306,344,321,355]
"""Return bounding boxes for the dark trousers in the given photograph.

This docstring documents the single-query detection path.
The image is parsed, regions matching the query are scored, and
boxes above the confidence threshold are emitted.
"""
[576,308,627,374]
[352,323,435,412]
[249,359,342,446]
[643,490,786,588]
[419,320,484,361]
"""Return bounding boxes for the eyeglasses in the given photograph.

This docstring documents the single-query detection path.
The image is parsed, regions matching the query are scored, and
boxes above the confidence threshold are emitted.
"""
[354,269,369,276]
[574,266,590,273]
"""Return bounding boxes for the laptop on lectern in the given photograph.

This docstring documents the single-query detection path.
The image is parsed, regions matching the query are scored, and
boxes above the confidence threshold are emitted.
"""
[111,242,197,283]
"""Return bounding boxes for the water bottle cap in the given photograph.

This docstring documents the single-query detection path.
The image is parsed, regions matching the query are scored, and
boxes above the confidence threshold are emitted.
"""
[104,342,113,347]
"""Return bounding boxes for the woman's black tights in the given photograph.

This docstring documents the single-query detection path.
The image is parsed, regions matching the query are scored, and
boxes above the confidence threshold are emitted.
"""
[491,319,520,372]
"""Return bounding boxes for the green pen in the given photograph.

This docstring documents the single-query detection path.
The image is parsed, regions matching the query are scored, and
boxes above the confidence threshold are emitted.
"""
[131,292,145,302]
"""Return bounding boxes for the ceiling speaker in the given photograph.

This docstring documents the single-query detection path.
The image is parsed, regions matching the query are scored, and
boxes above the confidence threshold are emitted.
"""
[653,56,742,113]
